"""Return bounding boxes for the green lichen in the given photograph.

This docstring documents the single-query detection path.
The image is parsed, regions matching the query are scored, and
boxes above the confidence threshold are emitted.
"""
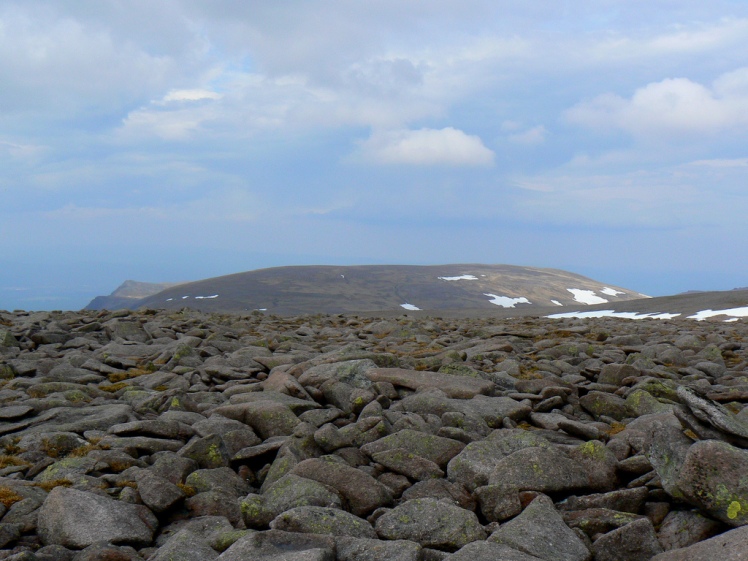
[727,501,742,520]
[577,440,607,460]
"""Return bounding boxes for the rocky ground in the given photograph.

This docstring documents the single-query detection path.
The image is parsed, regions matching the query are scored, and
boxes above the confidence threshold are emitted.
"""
[0,308,747,561]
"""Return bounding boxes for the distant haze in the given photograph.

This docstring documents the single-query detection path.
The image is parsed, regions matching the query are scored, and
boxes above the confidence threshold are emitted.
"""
[1,1,747,311]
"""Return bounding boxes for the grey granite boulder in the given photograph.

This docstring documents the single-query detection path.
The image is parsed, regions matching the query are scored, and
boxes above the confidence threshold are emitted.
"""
[334,536,422,561]
[590,518,663,561]
[676,439,748,526]
[241,474,342,529]
[362,429,464,469]
[290,457,393,516]
[488,495,591,561]
[375,498,485,551]
[151,528,220,561]
[447,541,545,560]
[651,525,748,560]
[270,506,377,538]
[487,446,588,493]
[217,530,336,561]
[37,487,157,548]
[657,509,722,551]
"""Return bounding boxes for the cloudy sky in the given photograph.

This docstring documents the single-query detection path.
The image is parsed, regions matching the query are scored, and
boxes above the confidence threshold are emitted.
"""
[2,1,748,310]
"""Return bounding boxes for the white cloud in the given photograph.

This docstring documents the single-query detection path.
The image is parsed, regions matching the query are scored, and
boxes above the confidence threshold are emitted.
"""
[565,70,748,138]
[508,125,547,145]
[162,89,223,102]
[357,127,495,166]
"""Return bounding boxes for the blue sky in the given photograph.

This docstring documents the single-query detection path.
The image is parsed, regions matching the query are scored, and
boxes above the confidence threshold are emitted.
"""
[2,1,748,310]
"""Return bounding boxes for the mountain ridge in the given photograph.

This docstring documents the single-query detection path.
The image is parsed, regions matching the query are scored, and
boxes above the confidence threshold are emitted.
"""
[85,264,644,315]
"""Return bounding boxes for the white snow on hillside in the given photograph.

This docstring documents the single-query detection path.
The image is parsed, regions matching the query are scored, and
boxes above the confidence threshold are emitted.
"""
[195,295,219,299]
[401,303,421,311]
[549,310,681,320]
[688,307,748,320]
[551,300,563,306]
[438,275,478,281]
[567,289,608,305]
[484,294,531,308]
[601,287,625,296]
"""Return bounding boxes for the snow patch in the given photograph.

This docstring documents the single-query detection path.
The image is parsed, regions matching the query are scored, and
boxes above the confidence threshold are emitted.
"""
[567,289,608,305]
[182,296,189,299]
[601,287,625,296]
[195,295,219,299]
[401,303,421,311]
[166,298,173,301]
[439,275,478,281]
[484,294,531,308]
[549,310,681,320]
[551,300,563,306]
[688,307,748,321]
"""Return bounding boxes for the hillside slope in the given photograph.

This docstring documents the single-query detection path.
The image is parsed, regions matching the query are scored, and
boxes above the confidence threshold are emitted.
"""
[87,264,645,314]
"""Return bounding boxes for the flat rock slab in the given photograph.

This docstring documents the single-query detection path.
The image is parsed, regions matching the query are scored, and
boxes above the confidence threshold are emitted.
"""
[37,487,157,548]
[651,525,748,561]
[366,368,495,398]
[0,405,33,420]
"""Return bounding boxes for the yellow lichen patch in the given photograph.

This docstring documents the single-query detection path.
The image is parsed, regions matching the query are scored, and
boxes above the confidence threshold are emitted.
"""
[727,501,742,520]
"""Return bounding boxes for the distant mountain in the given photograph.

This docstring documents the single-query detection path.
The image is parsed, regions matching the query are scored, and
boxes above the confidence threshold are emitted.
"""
[85,280,186,311]
[85,264,645,314]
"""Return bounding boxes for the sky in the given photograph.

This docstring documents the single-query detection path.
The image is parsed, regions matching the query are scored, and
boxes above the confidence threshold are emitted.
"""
[2,1,748,311]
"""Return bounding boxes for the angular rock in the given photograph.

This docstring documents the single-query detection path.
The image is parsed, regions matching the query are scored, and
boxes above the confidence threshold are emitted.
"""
[241,474,342,529]
[591,518,663,561]
[335,536,422,561]
[150,528,220,561]
[676,439,748,526]
[677,385,748,441]
[212,401,300,440]
[375,498,486,551]
[291,457,393,516]
[362,430,464,470]
[270,506,377,538]
[657,509,723,551]
[371,447,444,481]
[651,525,748,561]
[136,469,186,512]
[37,487,157,548]
[217,530,337,561]
[488,495,591,561]
[447,541,545,561]
[487,446,588,493]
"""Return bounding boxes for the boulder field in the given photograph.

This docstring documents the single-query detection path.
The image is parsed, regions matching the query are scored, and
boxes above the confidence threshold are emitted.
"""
[0,308,747,560]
